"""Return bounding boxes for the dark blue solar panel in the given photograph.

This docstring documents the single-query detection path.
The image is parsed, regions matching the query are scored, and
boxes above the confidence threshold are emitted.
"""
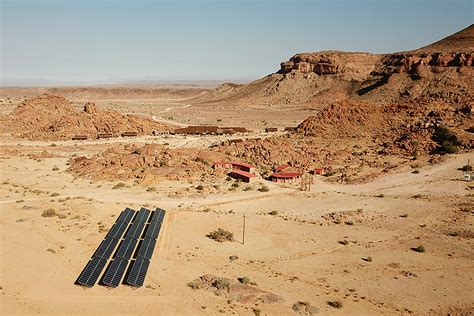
[76,257,107,287]
[114,237,138,260]
[106,221,129,240]
[135,208,150,223]
[126,220,146,240]
[137,237,157,260]
[101,258,129,288]
[117,207,135,224]
[144,221,162,240]
[150,208,163,223]
[126,257,150,287]
[156,209,166,223]
[93,237,119,259]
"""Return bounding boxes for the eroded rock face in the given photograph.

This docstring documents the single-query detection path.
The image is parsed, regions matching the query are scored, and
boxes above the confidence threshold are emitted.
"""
[279,52,380,77]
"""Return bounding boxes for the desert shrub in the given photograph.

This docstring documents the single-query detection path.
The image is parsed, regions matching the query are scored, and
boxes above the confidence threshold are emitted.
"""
[50,192,60,197]
[411,245,425,253]
[412,194,424,199]
[207,228,233,242]
[466,127,474,133]
[146,187,156,192]
[375,194,384,198]
[213,278,231,291]
[327,300,343,308]
[226,176,232,181]
[362,256,372,262]
[41,208,57,217]
[49,143,57,147]
[412,169,420,174]
[258,185,269,192]
[112,182,126,189]
[459,164,473,171]
[243,186,252,191]
[432,126,461,154]
[231,182,239,188]
[399,213,408,218]
[237,276,250,284]
[268,210,278,216]
[52,166,60,171]
[344,220,354,225]
[338,240,349,245]
[195,185,204,191]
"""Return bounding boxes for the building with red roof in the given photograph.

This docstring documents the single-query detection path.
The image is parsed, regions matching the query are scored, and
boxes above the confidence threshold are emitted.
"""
[213,161,255,173]
[275,164,290,171]
[229,169,257,183]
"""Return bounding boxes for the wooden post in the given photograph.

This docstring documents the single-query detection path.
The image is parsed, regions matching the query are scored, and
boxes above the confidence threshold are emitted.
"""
[242,214,246,245]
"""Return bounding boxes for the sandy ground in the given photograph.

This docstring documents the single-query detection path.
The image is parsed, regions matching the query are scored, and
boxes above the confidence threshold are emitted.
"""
[0,135,472,315]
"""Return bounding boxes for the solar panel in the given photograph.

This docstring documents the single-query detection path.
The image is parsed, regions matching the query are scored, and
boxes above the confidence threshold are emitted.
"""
[150,208,162,223]
[156,209,166,223]
[101,258,129,288]
[93,237,119,259]
[76,257,107,287]
[126,220,146,240]
[125,257,150,287]
[114,237,138,260]
[117,207,135,223]
[137,237,157,260]
[135,207,151,223]
[151,208,166,223]
[144,221,162,240]
[106,221,129,240]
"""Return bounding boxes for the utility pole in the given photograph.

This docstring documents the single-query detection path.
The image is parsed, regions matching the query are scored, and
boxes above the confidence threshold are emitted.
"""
[242,214,246,245]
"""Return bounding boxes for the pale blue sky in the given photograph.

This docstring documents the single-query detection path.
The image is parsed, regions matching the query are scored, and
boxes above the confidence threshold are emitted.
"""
[1,0,472,85]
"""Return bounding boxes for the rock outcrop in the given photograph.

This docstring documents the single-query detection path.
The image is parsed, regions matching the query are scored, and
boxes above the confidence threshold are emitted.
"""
[0,94,170,140]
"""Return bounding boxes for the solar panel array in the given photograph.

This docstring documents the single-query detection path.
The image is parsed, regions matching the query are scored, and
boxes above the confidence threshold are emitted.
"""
[75,207,166,288]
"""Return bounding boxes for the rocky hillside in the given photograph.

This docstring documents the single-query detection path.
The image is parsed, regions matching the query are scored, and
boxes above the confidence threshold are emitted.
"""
[0,94,170,140]
[196,25,473,108]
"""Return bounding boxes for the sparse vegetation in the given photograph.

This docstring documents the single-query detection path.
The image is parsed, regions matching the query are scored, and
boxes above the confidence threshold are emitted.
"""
[207,228,233,242]
[237,276,250,284]
[196,185,204,191]
[412,169,420,174]
[50,192,60,197]
[52,166,60,171]
[146,187,156,192]
[268,210,278,216]
[338,239,349,245]
[243,186,252,191]
[258,185,269,192]
[344,220,354,225]
[112,182,126,189]
[327,300,343,308]
[41,208,57,217]
[432,126,461,154]
[411,245,425,253]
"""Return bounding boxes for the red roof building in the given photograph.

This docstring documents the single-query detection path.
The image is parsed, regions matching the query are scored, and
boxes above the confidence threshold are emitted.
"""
[229,169,257,183]
[270,171,303,183]
[213,161,256,173]
[312,167,324,175]
[275,164,290,171]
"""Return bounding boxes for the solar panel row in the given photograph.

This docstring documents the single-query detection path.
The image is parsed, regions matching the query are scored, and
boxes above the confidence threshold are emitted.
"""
[124,208,166,287]
[75,207,136,288]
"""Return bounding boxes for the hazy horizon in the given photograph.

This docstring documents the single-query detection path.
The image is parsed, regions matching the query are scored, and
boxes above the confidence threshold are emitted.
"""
[1,0,472,86]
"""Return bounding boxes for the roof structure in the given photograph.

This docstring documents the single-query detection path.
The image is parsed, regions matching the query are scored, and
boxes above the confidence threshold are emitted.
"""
[230,169,257,178]
[276,164,290,171]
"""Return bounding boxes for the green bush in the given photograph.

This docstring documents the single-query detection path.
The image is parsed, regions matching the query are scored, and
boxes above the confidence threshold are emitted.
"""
[432,126,461,154]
